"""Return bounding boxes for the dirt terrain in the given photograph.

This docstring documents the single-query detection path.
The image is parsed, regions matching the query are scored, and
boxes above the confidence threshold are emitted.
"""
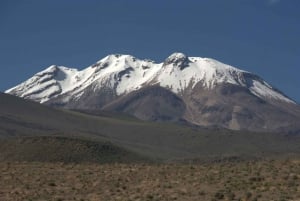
[1,160,300,201]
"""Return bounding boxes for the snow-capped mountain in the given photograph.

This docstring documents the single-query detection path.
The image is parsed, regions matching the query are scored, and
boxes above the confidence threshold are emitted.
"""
[6,53,294,104]
[6,53,300,133]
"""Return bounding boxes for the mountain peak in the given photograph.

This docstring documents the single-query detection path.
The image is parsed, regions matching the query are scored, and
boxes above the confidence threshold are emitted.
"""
[105,54,137,61]
[167,52,187,59]
[42,65,58,73]
[165,52,188,63]
[48,64,58,69]
[164,52,190,70]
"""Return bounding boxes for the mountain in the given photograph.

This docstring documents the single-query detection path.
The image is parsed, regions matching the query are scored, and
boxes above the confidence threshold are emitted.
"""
[6,53,300,133]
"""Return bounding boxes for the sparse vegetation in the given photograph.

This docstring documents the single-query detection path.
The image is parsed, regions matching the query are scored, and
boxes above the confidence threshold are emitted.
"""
[0,159,300,200]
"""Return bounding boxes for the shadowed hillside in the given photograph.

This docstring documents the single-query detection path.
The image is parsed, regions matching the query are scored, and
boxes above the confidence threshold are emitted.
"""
[0,136,148,163]
[1,92,300,162]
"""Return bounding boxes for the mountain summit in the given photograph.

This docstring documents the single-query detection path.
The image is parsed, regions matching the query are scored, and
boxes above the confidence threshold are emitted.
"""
[6,53,300,133]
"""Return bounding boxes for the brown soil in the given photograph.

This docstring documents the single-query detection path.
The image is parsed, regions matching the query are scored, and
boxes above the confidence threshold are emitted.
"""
[0,160,300,201]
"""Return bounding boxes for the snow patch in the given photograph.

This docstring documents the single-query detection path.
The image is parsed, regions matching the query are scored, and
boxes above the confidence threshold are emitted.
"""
[250,80,295,104]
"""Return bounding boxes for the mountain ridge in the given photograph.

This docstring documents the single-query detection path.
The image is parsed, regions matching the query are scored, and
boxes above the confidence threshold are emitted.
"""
[6,52,295,104]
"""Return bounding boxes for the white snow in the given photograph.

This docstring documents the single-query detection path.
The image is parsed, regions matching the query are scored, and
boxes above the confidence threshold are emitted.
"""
[152,56,248,94]
[250,80,295,104]
[5,53,295,104]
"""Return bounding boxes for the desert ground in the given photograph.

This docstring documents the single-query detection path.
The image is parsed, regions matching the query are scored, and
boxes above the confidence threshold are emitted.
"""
[1,159,300,201]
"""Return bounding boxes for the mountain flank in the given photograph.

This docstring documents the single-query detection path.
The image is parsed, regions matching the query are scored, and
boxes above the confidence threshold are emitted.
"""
[1,92,300,162]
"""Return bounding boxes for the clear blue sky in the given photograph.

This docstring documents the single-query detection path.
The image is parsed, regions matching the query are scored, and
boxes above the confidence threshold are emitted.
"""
[1,0,299,103]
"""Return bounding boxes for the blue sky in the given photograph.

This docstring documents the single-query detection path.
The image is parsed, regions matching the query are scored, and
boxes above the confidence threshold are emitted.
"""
[1,0,299,103]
